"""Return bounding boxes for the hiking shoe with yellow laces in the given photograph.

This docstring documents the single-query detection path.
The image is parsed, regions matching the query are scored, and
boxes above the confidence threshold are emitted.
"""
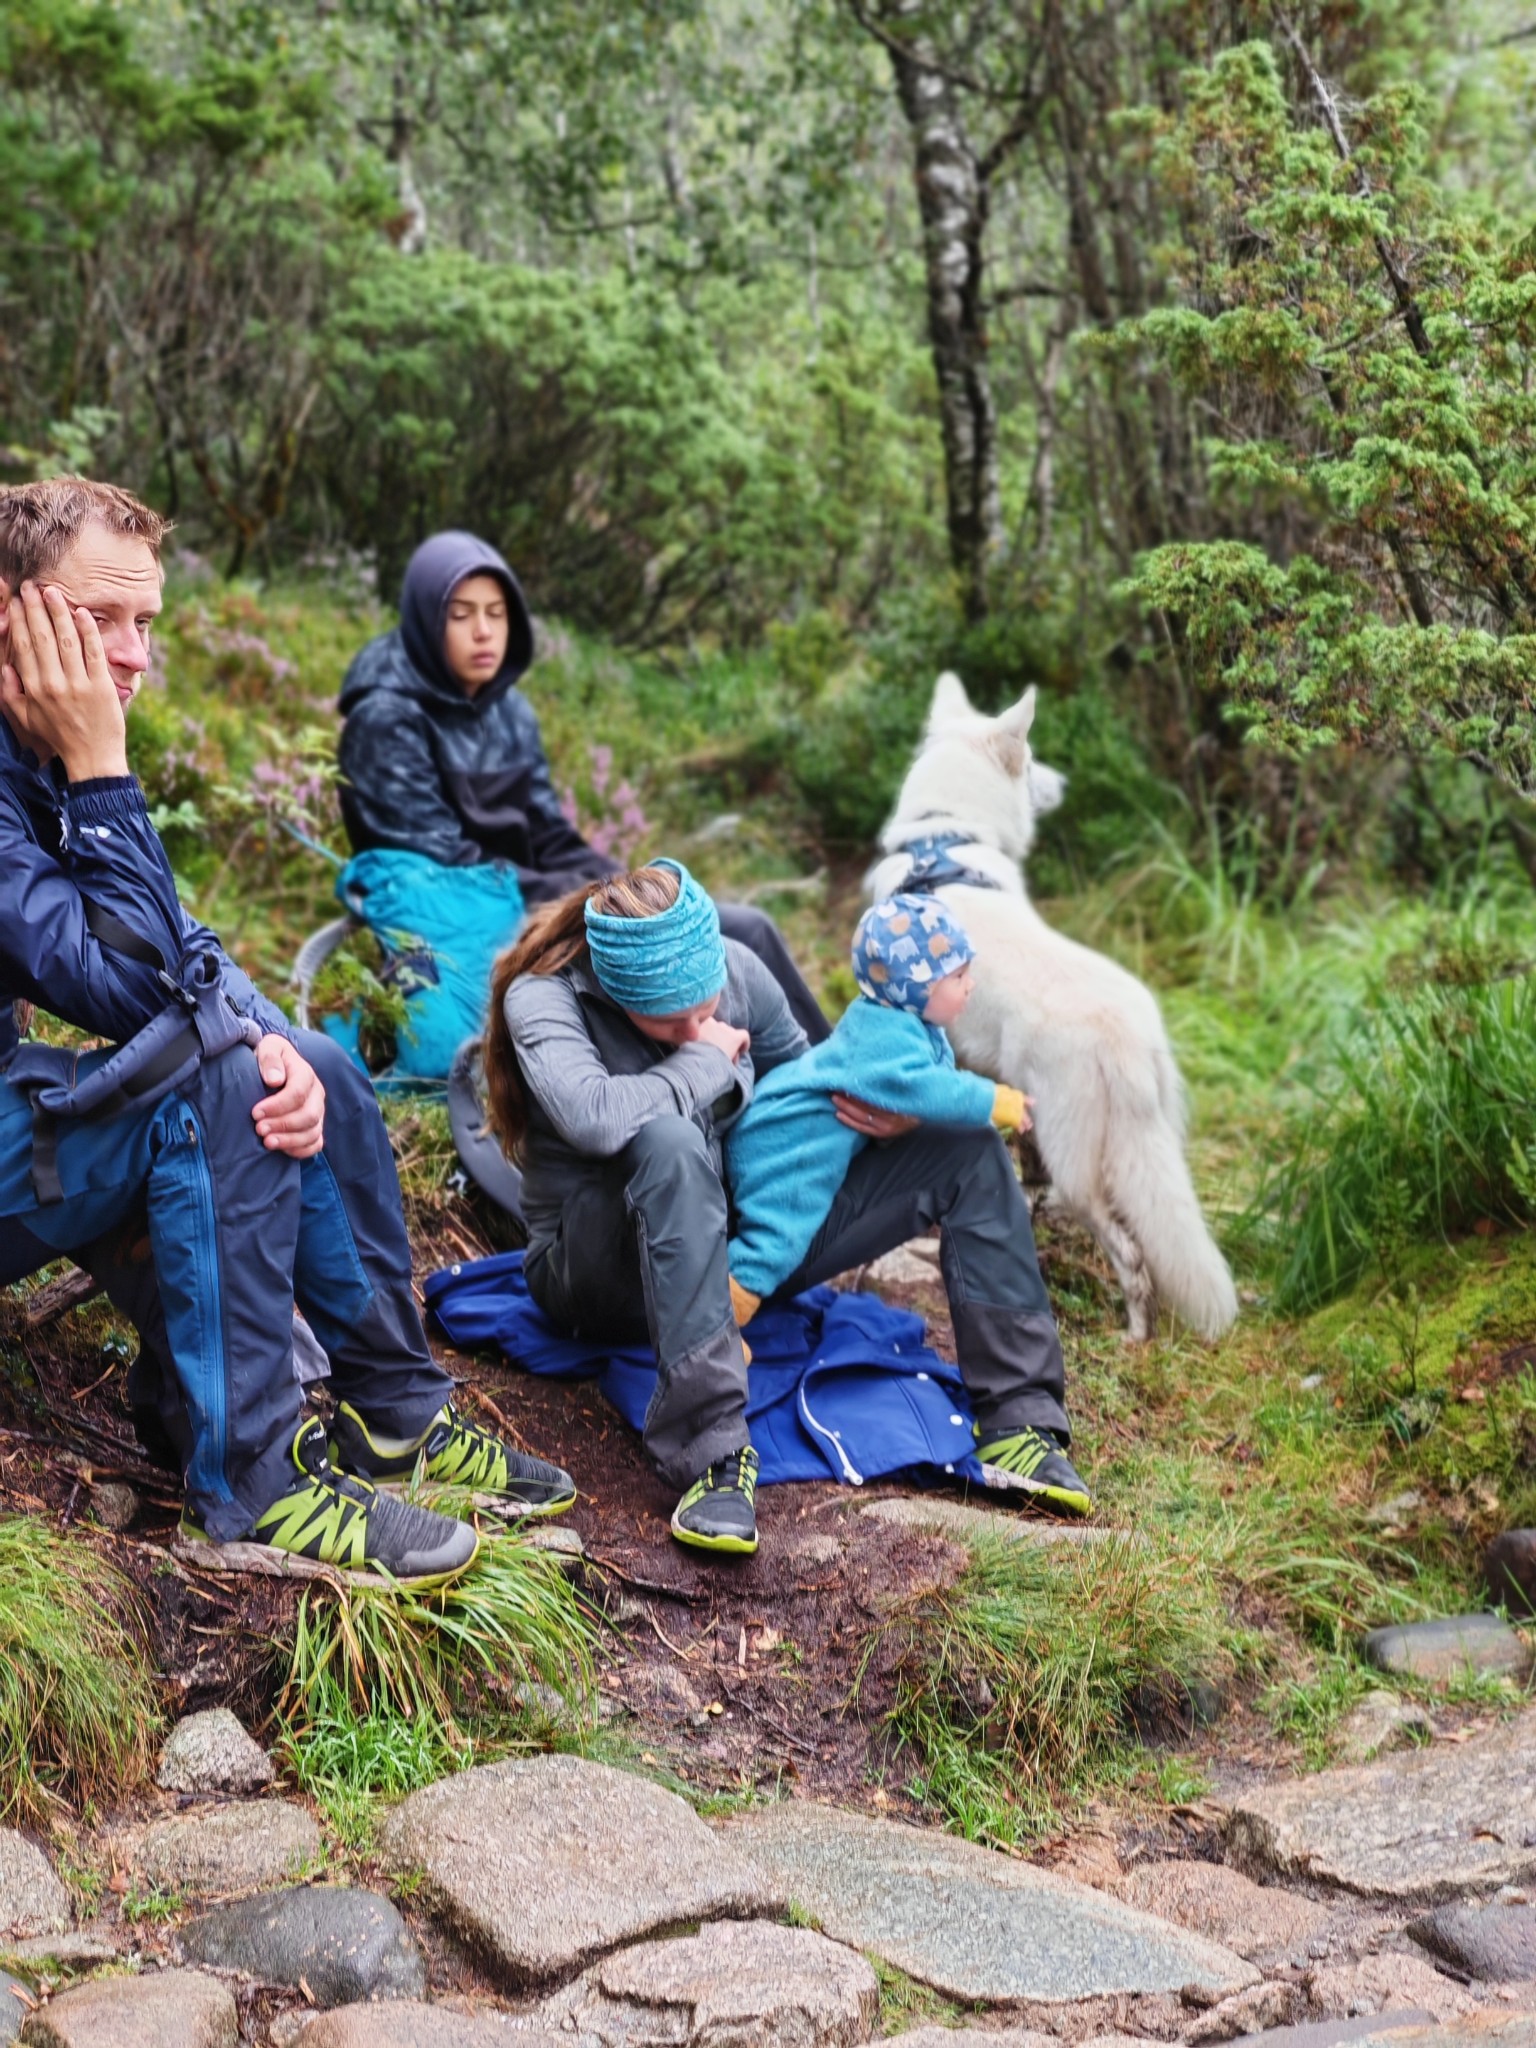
[180,1417,479,1588]
[670,1445,759,1554]
[974,1425,1093,1518]
[329,1401,577,1517]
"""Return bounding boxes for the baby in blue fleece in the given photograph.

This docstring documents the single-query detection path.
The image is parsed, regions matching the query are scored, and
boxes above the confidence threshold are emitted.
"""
[725,893,1027,1320]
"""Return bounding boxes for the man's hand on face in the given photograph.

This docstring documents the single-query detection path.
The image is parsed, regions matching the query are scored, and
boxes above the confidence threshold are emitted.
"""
[252,1036,326,1159]
[0,581,128,781]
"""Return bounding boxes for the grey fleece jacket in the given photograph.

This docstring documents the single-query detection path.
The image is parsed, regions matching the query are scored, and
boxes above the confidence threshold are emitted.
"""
[502,938,809,1240]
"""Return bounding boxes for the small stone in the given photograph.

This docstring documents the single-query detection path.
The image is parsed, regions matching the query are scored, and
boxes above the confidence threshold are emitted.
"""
[0,1976,30,2048]
[291,2000,556,2045]
[18,1968,237,2047]
[1184,1979,1301,2042]
[1486,1532,1536,1620]
[513,1683,578,1724]
[1335,1690,1436,1765]
[378,1754,778,1987]
[156,1709,273,1796]
[178,1884,424,2006]
[128,1800,322,1898]
[1363,1491,1424,1528]
[531,1920,879,2045]
[1113,1861,1331,1962]
[1222,2018,1435,2048]
[0,1834,70,1940]
[522,1527,584,1575]
[859,1496,1114,1547]
[866,1243,943,1288]
[1362,1614,1529,1684]
[88,1483,137,1533]
[899,2033,1056,2048]
[1409,1899,1536,1982]
[3,1936,120,1970]
[1306,1952,1477,2024]
[1299,1373,1326,1390]
[624,1666,703,1718]
[789,1533,843,1570]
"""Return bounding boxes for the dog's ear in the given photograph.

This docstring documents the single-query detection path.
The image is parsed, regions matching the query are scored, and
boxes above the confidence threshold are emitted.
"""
[1028,759,1068,815]
[994,685,1037,740]
[927,671,972,730]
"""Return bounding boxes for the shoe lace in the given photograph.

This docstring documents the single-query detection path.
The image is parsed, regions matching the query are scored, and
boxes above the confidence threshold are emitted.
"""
[720,1447,758,1502]
[426,1403,506,1488]
[296,1417,375,1507]
[680,1446,758,1511]
[985,1428,1052,1478]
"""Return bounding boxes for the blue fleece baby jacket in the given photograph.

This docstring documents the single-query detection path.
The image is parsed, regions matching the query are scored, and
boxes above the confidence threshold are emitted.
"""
[726,996,997,1299]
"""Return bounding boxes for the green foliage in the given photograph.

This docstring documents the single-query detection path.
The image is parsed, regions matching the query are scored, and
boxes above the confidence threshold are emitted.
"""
[0,1518,159,1824]
[869,1955,968,2034]
[280,1674,471,1850]
[1247,936,1536,1312]
[1107,41,1536,790]
[858,1532,1236,1848]
[279,1527,596,1754]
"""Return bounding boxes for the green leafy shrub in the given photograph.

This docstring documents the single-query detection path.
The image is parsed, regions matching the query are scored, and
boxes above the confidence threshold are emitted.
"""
[0,1518,160,1823]
[1248,941,1536,1312]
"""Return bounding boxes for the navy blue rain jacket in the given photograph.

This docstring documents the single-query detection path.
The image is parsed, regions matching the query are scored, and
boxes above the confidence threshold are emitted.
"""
[337,531,617,908]
[0,717,290,1068]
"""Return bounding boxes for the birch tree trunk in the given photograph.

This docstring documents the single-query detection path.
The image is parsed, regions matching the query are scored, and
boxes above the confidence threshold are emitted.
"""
[862,4,1003,621]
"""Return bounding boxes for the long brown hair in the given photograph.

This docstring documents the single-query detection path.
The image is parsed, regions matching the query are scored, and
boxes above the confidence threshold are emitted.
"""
[484,864,682,1160]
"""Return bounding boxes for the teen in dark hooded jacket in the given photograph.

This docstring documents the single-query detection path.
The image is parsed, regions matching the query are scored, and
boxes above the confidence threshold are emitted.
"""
[338,533,829,1042]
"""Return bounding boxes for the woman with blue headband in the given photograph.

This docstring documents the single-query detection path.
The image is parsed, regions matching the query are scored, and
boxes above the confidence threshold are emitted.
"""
[484,860,1077,1555]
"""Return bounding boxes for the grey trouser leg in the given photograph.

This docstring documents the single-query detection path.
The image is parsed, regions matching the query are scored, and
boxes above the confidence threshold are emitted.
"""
[779,1123,1070,1442]
[523,1116,750,1489]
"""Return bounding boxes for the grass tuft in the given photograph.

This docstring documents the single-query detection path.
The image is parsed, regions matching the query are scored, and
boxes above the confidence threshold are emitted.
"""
[1245,941,1536,1313]
[277,1526,597,1835]
[0,1518,159,1823]
[857,1531,1241,1848]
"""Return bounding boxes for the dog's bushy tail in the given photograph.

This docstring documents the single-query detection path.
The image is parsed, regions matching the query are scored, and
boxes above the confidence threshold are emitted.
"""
[1103,1044,1238,1339]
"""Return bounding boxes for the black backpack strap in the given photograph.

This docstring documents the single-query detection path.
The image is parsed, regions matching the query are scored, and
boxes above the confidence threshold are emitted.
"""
[82,901,189,1003]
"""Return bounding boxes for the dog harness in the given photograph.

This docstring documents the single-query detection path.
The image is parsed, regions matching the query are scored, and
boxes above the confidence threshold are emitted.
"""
[892,830,1005,895]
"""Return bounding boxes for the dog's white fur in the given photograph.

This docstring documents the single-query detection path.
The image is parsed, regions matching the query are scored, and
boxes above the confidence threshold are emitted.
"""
[868,673,1238,1341]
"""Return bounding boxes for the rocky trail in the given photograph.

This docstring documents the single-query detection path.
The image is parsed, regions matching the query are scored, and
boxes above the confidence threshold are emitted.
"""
[5,1696,1536,2046]
[5,1243,1536,2044]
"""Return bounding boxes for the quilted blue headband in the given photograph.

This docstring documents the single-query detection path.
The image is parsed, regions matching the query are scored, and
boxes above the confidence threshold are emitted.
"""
[852,894,974,1014]
[585,859,727,1016]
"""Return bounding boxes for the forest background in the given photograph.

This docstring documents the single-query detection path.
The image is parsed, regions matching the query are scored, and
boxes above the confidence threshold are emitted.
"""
[9,0,1536,1831]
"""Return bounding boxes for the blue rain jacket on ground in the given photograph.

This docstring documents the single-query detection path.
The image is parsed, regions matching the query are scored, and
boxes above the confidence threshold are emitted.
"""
[334,849,525,1079]
[424,1249,986,1487]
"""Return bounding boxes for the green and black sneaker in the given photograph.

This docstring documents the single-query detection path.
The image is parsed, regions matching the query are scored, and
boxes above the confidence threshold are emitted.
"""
[179,1417,479,1588]
[329,1401,577,1518]
[670,1445,759,1555]
[974,1425,1093,1518]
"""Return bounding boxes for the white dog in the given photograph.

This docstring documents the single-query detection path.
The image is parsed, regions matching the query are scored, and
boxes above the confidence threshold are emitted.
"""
[867,673,1238,1341]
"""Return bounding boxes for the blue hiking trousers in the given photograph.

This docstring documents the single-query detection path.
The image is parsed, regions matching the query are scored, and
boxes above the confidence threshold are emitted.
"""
[0,1028,452,1539]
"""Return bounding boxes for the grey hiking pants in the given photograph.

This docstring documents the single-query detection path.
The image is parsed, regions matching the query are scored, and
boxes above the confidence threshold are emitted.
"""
[523,1114,1068,1490]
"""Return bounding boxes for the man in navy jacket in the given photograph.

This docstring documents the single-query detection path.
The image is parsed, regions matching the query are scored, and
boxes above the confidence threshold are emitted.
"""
[0,479,574,1581]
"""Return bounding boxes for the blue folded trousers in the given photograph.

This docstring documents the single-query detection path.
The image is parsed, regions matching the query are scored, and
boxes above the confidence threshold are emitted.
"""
[0,1029,452,1539]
